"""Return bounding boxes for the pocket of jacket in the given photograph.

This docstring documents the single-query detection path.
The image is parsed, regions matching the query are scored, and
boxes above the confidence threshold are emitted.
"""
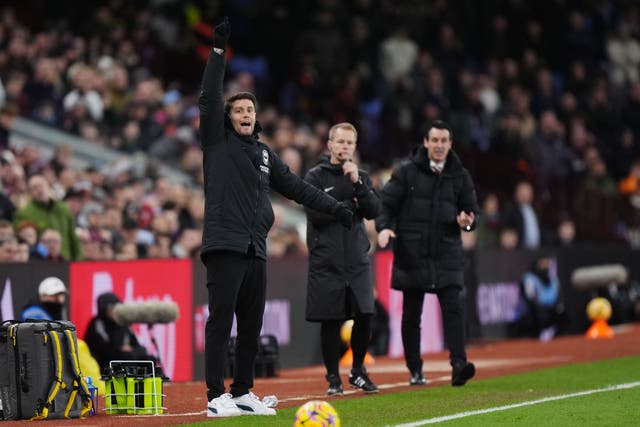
[395,232,422,266]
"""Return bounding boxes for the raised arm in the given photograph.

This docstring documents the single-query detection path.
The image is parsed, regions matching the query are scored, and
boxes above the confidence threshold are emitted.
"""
[198,17,230,147]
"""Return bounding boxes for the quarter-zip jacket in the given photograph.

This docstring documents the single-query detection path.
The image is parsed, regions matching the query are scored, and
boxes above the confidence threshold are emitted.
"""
[304,157,381,320]
[376,146,479,291]
[198,50,340,261]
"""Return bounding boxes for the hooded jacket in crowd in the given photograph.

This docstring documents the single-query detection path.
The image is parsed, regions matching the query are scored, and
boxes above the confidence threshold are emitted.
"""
[84,293,151,370]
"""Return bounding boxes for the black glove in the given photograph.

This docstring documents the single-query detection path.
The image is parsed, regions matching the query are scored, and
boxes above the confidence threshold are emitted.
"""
[213,16,230,49]
[333,201,354,229]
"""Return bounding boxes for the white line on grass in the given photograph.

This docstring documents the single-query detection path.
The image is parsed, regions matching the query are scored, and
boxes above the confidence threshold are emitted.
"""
[389,381,640,427]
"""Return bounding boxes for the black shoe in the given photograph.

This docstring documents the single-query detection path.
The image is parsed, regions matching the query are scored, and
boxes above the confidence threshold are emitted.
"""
[451,361,475,386]
[349,368,379,393]
[409,371,426,386]
[326,373,343,396]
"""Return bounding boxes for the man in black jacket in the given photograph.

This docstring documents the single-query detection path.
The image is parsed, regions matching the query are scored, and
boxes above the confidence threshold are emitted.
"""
[304,122,381,396]
[376,120,478,387]
[199,18,353,417]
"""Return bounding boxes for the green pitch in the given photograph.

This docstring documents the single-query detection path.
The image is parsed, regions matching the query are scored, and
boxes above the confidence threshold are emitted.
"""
[190,356,640,426]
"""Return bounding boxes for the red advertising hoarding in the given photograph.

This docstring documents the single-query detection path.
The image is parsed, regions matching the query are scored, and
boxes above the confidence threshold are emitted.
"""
[69,260,193,381]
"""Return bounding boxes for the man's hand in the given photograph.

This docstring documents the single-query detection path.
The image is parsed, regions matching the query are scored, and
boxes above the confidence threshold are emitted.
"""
[334,201,354,229]
[213,16,230,49]
[342,160,359,184]
[377,229,396,248]
[457,211,475,231]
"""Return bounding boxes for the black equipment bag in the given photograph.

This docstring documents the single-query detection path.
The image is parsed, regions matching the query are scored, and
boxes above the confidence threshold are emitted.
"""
[0,320,92,420]
[225,335,280,378]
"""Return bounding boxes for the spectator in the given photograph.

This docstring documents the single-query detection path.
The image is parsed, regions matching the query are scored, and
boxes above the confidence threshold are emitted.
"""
[573,156,619,242]
[514,256,564,341]
[0,236,20,263]
[501,181,542,249]
[0,188,15,221]
[62,65,104,123]
[32,228,65,261]
[171,228,201,259]
[475,193,501,249]
[13,174,82,260]
[555,218,577,248]
[379,27,418,87]
[499,227,520,250]
[84,293,155,372]
[606,23,640,88]
[21,276,68,321]
[0,219,14,239]
[525,110,572,206]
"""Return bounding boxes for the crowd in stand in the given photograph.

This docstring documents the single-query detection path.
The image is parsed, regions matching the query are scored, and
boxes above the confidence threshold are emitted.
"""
[1,0,640,263]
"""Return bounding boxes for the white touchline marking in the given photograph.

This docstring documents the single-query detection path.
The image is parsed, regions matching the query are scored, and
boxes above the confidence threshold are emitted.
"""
[389,381,640,427]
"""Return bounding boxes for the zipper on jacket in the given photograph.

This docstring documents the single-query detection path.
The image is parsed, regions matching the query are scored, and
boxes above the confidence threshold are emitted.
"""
[247,144,262,248]
[428,173,441,288]
[343,224,349,290]
[429,259,437,289]
[249,182,260,247]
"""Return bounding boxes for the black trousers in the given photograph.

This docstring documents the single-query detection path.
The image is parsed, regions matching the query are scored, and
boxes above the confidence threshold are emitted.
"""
[204,250,266,400]
[401,286,466,373]
[321,314,372,377]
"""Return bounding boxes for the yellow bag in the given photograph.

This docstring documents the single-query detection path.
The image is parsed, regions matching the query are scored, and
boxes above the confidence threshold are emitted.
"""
[77,339,105,395]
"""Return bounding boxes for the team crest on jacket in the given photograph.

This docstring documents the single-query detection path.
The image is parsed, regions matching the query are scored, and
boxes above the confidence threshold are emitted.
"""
[260,149,270,173]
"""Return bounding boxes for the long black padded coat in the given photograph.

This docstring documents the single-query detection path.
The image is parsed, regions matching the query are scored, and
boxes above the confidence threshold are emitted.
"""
[304,157,381,321]
[198,50,340,261]
[375,146,479,291]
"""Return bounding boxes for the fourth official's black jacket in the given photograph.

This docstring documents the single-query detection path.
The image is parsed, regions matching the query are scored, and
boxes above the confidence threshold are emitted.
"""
[304,156,381,321]
[198,49,340,261]
[376,146,479,292]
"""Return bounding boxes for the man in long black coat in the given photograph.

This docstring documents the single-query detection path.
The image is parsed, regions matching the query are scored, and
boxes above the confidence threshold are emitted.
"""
[198,18,353,417]
[376,120,479,386]
[304,122,381,395]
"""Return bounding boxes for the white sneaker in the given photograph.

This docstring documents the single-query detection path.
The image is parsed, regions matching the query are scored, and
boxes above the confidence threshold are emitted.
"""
[232,392,277,415]
[207,393,243,417]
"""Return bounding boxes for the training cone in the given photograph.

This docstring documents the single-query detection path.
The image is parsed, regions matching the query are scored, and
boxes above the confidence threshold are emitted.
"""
[585,319,614,339]
[339,348,375,366]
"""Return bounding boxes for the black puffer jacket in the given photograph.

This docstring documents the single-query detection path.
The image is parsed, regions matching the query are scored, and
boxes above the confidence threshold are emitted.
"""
[376,146,479,291]
[198,50,340,261]
[304,157,381,320]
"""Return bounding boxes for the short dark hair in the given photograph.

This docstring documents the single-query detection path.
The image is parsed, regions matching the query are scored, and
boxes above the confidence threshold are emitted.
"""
[425,120,453,140]
[224,92,258,115]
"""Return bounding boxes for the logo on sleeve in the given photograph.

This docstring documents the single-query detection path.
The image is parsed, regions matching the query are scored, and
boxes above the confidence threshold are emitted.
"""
[260,149,270,174]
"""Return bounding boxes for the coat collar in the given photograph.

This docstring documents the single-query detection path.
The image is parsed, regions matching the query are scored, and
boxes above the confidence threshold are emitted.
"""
[411,145,464,176]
